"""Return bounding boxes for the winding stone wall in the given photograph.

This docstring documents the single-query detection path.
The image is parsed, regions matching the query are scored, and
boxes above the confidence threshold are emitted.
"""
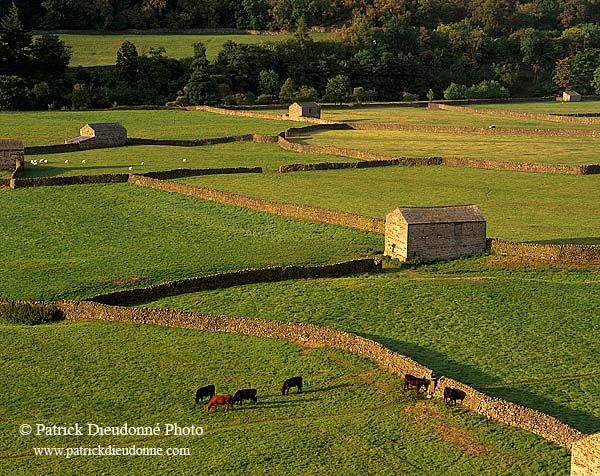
[87,259,379,306]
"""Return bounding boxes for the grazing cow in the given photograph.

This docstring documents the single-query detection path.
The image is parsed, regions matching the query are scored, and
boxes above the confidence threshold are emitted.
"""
[195,384,216,404]
[281,376,302,395]
[444,387,466,406]
[205,394,234,413]
[232,388,257,405]
[403,374,430,394]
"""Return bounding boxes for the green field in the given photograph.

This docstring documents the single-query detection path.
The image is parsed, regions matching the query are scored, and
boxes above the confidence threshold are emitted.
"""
[254,104,600,130]
[45,32,333,66]
[0,321,570,475]
[289,129,600,166]
[0,109,293,147]
[144,257,600,435]
[0,184,380,301]
[176,166,600,243]
[2,106,597,471]
[23,142,351,177]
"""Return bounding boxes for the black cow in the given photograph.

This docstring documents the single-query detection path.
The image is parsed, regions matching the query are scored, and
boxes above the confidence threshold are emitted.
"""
[232,388,257,405]
[281,376,302,395]
[444,387,466,406]
[195,384,216,404]
[403,374,430,394]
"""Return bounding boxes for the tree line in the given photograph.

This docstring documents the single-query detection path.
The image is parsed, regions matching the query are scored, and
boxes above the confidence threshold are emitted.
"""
[2,2,600,110]
[7,0,600,32]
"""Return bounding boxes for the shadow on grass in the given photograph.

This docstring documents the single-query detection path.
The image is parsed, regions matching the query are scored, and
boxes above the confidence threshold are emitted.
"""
[362,333,600,434]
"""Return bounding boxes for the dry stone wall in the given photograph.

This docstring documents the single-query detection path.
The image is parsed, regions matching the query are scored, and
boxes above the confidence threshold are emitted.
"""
[571,433,600,475]
[488,239,600,264]
[128,174,386,234]
[87,259,379,306]
[10,173,130,188]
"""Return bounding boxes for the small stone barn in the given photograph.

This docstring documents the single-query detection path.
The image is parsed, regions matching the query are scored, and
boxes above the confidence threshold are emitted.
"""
[563,91,581,102]
[0,139,24,170]
[385,205,487,262]
[289,102,321,120]
[65,123,127,149]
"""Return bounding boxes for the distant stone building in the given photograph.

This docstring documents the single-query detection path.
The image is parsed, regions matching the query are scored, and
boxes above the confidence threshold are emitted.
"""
[289,102,321,120]
[563,91,581,102]
[65,123,127,149]
[385,205,487,262]
[0,139,24,170]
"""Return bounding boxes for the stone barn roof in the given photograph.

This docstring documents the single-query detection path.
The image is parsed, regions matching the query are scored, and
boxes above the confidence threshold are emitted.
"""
[293,101,320,108]
[395,205,485,224]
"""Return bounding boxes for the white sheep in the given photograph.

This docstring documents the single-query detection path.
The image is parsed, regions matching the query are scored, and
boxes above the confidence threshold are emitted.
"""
[128,166,133,170]
[82,159,86,164]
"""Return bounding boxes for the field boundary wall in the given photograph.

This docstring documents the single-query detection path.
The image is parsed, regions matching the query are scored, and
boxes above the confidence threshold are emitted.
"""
[11,297,580,450]
[488,239,600,263]
[87,259,379,306]
[191,105,340,124]
[9,167,263,189]
[430,102,600,125]
[128,174,386,234]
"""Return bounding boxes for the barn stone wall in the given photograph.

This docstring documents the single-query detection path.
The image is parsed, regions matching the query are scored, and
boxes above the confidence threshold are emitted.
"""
[571,433,600,475]
[0,140,24,170]
[385,211,487,262]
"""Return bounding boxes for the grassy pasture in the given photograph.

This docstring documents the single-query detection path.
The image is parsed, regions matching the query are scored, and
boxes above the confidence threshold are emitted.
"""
[290,129,600,166]
[0,109,294,147]
[177,166,600,243]
[145,257,600,434]
[475,100,600,115]
[0,184,381,301]
[0,321,570,475]
[23,142,350,177]
[47,32,334,66]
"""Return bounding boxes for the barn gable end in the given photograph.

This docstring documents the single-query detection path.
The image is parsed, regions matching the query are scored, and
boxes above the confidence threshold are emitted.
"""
[385,205,486,262]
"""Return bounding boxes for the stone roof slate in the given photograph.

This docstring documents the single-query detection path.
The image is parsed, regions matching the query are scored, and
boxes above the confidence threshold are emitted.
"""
[396,205,485,224]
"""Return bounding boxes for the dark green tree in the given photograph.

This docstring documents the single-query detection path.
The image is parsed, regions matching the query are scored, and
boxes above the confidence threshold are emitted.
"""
[322,73,351,103]
[0,3,32,75]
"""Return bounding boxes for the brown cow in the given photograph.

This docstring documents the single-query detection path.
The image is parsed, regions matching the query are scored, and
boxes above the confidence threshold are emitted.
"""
[205,394,234,413]
[444,387,466,406]
[403,374,430,394]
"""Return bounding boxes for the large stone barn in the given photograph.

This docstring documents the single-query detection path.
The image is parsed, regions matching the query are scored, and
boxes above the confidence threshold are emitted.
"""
[0,139,24,170]
[65,123,127,149]
[289,102,321,120]
[385,205,487,262]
